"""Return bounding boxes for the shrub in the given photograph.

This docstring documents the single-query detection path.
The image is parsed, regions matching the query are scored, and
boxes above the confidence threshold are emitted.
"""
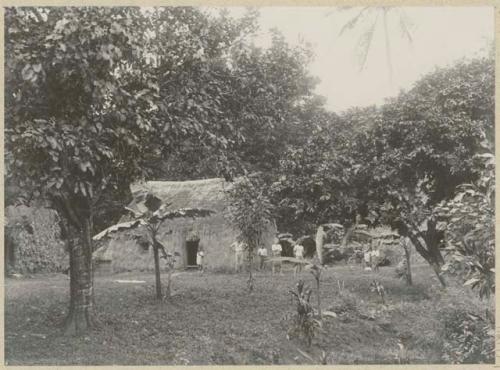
[329,290,358,315]
[439,307,494,364]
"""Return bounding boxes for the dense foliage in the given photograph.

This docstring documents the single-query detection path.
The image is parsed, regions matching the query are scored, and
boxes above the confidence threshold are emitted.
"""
[225,174,275,290]
[5,6,320,331]
[440,306,494,363]
[5,7,494,344]
[270,54,494,289]
[438,152,495,299]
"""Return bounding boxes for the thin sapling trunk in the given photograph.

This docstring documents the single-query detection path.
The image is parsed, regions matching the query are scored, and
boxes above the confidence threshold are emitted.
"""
[247,247,254,292]
[404,246,412,286]
[316,277,321,319]
[152,236,163,300]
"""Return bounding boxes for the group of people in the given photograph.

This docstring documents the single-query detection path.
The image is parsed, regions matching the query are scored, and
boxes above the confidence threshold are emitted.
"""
[198,235,395,274]
[231,236,305,275]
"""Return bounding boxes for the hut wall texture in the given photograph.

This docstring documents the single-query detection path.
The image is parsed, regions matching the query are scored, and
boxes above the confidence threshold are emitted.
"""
[5,205,68,274]
[99,214,276,273]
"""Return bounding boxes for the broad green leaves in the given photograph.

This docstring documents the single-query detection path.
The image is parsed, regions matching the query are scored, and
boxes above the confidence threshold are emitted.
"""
[437,153,495,299]
[5,7,156,230]
[6,7,289,231]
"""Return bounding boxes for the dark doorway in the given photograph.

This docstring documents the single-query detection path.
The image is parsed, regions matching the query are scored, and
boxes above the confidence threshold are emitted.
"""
[279,239,294,257]
[186,240,199,266]
[5,232,16,274]
[297,236,316,258]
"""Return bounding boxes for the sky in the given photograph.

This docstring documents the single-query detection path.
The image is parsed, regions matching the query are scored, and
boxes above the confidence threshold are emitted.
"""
[226,7,494,113]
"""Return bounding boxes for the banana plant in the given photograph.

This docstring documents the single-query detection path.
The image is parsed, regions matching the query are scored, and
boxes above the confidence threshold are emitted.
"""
[94,190,213,300]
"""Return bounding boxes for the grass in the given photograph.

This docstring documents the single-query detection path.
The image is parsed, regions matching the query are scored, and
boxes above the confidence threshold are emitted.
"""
[4,262,492,365]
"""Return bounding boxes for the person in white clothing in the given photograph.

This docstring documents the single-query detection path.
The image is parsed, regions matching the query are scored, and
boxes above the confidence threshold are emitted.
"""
[371,245,381,272]
[271,238,282,275]
[293,243,305,275]
[231,239,246,273]
[196,248,205,272]
[363,246,372,270]
[257,245,268,270]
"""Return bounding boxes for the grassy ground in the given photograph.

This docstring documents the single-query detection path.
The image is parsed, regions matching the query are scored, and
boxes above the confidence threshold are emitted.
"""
[4,262,491,365]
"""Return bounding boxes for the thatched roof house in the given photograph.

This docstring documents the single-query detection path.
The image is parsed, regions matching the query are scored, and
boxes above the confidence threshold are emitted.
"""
[93,178,277,273]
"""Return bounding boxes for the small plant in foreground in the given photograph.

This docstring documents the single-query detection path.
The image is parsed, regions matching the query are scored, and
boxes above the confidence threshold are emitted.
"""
[284,280,322,346]
[369,279,386,305]
[396,332,411,364]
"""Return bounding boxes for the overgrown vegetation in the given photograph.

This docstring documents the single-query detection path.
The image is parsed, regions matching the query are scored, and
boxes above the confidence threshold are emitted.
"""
[225,175,275,291]
[4,6,494,364]
[439,307,495,363]
[6,265,493,365]
[284,280,322,347]
[93,191,212,300]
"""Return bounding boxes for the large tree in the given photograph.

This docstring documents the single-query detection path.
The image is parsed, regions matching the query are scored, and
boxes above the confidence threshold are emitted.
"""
[351,56,494,286]
[5,7,159,333]
[269,55,494,285]
[4,6,274,334]
[270,122,357,235]
[155,25,323,180]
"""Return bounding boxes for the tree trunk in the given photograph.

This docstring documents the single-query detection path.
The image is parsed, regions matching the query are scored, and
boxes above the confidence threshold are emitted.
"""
[247,249,254,292]
[152,242,163,300]
[65,226,94,335]
[431,262,447,288]
[341,225,355,248]
[341,216,359,248]
[166,270,172,299]
[404,246,412,286]
[315,278,322,319]
[83,219,95,305]
[425,219,445,265]
[406,223,446,288]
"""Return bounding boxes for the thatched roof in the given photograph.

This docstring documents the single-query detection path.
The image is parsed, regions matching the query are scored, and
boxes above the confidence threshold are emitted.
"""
[130,178,228,213]
[92,178,230,261]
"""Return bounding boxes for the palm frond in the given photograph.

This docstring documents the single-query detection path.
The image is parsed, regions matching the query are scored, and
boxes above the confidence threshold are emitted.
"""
[155,208,214,221]
[397,9,414,45]
[93,219,147,241]
[339,7,370,36]
[124,206,144,219]
[355,12,380,71]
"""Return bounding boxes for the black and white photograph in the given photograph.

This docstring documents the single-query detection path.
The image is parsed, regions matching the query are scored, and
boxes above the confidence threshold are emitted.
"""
[4,5,496,365]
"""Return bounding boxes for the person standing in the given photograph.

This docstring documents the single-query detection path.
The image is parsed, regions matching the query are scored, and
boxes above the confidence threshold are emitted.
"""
[271,238,283,275]
[293,242,305,276]
[196,248,205,273]
[257,245,268,270]
[363,245,372,270]
[315,225,326,265]
[231,239,245,273]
